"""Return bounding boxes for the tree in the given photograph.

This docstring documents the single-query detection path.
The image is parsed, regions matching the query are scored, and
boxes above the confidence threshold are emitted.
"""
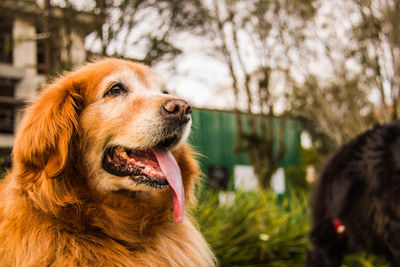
[352,0,400,121]
[3,0,208,72]
[89,0,208,66]
[205,0,317,188]
[289,73,376,148]
[288,0,400,149]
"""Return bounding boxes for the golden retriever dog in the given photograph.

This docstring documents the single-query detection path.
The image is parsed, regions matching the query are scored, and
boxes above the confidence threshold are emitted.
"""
[0,58,215,266]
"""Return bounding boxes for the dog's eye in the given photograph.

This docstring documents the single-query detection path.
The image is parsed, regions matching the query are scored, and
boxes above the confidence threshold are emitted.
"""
[104,83,127,97]
[162,90,169,94]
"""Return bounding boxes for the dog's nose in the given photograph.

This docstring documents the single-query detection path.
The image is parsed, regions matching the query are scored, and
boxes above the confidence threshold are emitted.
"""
[162,99,192,123]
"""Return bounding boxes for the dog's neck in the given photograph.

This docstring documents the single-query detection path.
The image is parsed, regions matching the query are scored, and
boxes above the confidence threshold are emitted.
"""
[89,190,175,243]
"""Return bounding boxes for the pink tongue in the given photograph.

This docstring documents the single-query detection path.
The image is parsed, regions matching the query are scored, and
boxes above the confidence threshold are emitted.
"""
[152,148,185,222]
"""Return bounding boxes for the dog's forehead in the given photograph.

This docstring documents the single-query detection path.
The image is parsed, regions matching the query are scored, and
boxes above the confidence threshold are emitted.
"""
[97,65,164,97]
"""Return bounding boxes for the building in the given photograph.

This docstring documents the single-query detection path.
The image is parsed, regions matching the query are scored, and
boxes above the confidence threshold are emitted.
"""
[0,0,95,165]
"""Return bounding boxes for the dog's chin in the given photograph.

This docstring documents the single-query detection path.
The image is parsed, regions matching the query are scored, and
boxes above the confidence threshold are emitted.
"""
[100,135,182,192]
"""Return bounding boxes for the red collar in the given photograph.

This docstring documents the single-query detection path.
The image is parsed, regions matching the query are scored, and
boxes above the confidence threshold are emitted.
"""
[333,219,346,235]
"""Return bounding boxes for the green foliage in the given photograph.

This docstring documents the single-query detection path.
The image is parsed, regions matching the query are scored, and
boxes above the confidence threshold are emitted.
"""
[284,146,323,192]
[193,189,389,267]
[343,253,388,267]
[285,166,308,192]
[193,190,309,266]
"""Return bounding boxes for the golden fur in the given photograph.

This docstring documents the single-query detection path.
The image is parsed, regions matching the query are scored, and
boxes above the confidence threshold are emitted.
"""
[0,59,215,266]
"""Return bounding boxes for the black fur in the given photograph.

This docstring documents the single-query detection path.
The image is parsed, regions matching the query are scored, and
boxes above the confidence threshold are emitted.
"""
[306,121,400,267]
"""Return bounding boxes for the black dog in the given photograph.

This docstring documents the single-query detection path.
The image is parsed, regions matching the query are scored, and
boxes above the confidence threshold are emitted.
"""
[307,121,400,267]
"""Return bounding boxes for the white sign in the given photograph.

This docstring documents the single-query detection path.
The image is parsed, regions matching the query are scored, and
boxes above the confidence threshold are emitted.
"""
[233,165,286,194]
[233,165,258,191]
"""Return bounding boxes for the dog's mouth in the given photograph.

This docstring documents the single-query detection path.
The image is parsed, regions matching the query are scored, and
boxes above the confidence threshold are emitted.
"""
[102,147,169,188]
[101,140,185,222]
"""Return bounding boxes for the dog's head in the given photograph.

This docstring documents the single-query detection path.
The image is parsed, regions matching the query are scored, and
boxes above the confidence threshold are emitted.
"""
[12,58,198,222]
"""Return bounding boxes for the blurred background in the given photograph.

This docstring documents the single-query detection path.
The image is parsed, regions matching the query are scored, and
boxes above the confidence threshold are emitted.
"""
[0,0,398,265]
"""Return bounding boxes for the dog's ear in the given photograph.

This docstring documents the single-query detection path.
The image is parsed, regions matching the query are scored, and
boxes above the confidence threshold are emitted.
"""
[13,77,83,179]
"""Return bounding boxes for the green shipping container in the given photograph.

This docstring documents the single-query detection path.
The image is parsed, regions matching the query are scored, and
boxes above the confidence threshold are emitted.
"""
[189,109,301,187]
